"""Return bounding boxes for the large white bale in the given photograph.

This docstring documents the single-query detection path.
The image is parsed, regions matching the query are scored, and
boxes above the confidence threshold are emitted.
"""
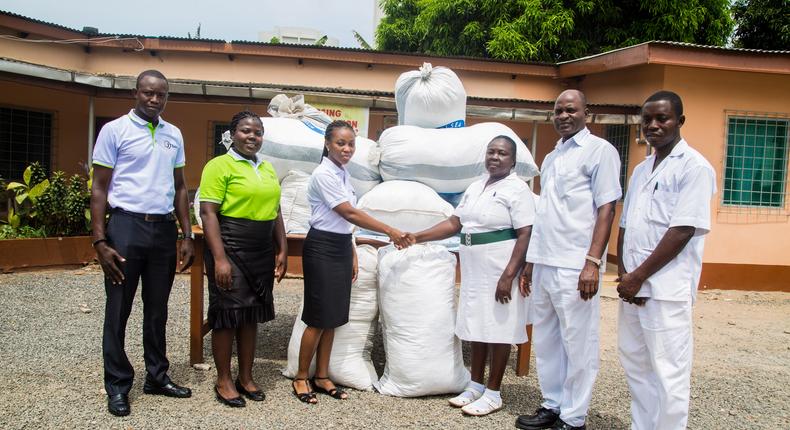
[356,181,454,233]
[279,170,311,234]
[220,117,381,196]
[395,63,467,129]
[282,245,379,391]
[376,122,540,193]
[256,117,323,181]
[346,136,382,197]
[267,93,332,133]
[375,244,470,397]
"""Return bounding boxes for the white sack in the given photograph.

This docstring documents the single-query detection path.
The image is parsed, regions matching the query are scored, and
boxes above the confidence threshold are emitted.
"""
[356,181,454,233]
[279,170,311,234]
[267,94,332,133]
[193,188,202,229]
[257,117,324,181]
[346,136,382,197]
[220,117,380,196]
[395,63,467,129]
[282,245,379,391]
[376,122,540,193]
[375,244,470,397]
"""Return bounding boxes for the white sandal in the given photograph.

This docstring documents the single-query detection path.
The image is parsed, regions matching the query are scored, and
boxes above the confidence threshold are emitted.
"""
[461,395,503,416]
[448,386,483,407]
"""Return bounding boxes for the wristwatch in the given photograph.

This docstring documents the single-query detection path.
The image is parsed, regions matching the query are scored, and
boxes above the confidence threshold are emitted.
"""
[585,254,602,267]
[182,231,195,240]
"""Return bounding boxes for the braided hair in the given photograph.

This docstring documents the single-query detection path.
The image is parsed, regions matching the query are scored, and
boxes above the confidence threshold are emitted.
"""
[230,110,262,134]
[322,120,355,158]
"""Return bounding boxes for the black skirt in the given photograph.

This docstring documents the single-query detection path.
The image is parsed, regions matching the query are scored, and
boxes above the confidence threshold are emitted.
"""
[206,215,275,330]
[301,227,353,329]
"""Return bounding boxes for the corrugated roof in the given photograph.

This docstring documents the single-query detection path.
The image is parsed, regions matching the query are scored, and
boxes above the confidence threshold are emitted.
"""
[0,9,84,34]
[98,33,227,43]
[4,9,785,74]
[560,40,790,64]
[227,39,556,67]
[652,40,790,55]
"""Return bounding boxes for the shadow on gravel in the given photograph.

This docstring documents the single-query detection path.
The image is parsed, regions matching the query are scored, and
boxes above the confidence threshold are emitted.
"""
[586,411,629,429]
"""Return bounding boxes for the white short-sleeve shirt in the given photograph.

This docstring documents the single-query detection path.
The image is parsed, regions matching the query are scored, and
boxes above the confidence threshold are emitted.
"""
[307,157,357,234]
[620,140,716,301]
[526,127,622,270]
[92,110,185,214]
[454,172,535,233]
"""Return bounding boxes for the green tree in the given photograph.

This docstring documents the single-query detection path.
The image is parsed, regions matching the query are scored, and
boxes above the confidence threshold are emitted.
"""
[732,0,789,50]
[376,0,734,62]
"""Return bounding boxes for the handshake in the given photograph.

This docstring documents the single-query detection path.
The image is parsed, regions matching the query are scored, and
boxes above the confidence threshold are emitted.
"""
[387,229,418,250]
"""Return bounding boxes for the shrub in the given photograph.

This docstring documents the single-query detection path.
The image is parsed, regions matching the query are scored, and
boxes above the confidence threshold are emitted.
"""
[5,163,91,237]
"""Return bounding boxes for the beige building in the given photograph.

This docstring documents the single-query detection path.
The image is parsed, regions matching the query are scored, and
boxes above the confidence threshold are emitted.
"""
[0,11,788,290]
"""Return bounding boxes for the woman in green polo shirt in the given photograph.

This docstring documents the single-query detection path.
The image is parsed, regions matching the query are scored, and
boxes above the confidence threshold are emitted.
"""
[199,111,287,408]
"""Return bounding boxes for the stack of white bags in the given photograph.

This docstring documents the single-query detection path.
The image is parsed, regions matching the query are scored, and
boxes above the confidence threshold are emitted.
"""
[203,65,540,397]
[282,245,380,390]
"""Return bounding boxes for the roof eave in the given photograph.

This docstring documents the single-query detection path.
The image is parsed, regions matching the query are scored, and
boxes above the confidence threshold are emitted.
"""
[559,41,790,77]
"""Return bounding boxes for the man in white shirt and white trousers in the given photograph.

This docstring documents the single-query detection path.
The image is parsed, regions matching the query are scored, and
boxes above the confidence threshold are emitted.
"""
[616,90,716,430]
[516,89,622,430]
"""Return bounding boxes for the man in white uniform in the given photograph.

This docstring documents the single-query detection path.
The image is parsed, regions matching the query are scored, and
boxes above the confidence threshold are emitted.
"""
[616,90,715,430]
[516,90,622,430]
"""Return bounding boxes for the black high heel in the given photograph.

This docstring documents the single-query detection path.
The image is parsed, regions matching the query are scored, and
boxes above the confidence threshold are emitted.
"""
[292,378,317,404]
[235,379,265,401]
[311,376,348,400]
[214,386,246,408]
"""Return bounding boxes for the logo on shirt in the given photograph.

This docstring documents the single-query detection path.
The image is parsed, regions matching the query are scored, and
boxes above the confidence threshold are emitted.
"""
[162,140,176,150]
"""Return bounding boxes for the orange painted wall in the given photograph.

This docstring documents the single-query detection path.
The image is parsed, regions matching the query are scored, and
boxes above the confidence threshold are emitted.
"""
[4,35,789,269]
[580,64,790,267]
[0,79,90,177]
[664,65,790,266]
[0,39,559,102]
[91,96,273,188]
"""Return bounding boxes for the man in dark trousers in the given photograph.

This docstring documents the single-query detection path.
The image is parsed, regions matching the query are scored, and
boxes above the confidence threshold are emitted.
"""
[91,69,195,417]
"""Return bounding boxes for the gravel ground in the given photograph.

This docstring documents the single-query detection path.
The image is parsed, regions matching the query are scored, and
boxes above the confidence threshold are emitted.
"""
[0,265,788,429]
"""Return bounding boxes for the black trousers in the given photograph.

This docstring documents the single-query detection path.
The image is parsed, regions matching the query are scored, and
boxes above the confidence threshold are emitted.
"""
[102,210,177,395]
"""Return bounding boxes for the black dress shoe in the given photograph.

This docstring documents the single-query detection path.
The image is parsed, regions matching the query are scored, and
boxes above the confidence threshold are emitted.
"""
[551,419,586,430]
[143,378,192,398]
[215,386,246,408]
[107,393,130,417]
[515,407,560,430]
[235,379,265,401]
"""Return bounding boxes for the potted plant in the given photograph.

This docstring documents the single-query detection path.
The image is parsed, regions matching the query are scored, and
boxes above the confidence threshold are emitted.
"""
[0,162,94,272]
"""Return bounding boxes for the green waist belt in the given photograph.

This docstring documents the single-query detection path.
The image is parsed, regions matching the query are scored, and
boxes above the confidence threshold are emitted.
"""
[459,228,517,246]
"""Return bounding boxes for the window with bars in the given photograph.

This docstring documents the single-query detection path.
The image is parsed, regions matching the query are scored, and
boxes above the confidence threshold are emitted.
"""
[0,107,52,181]
[605,124,630,192]
[723,116,788,208]
[212,122,230,157]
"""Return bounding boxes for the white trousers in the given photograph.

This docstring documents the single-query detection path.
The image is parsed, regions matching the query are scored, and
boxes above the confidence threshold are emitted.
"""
[618,299,693,430]
[532,264,600,427]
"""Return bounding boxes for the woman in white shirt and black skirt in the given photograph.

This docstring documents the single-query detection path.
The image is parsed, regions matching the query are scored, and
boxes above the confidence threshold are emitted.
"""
[292,120,410,404]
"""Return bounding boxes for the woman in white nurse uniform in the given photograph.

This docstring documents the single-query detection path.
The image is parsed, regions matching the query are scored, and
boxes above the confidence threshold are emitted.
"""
[408,135,535,416]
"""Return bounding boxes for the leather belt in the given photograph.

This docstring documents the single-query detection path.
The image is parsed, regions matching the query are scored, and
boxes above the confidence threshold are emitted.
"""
[111,207,175,222]
[459,228,517,246]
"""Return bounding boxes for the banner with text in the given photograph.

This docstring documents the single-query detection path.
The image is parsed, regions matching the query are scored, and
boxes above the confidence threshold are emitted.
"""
[307,101,370,138]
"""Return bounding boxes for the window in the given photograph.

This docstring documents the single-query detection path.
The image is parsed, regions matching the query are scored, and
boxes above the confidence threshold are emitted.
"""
[212,122,230,157]
[723,116,788,208]
[0,107,52,180]
[606,124,630,191]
